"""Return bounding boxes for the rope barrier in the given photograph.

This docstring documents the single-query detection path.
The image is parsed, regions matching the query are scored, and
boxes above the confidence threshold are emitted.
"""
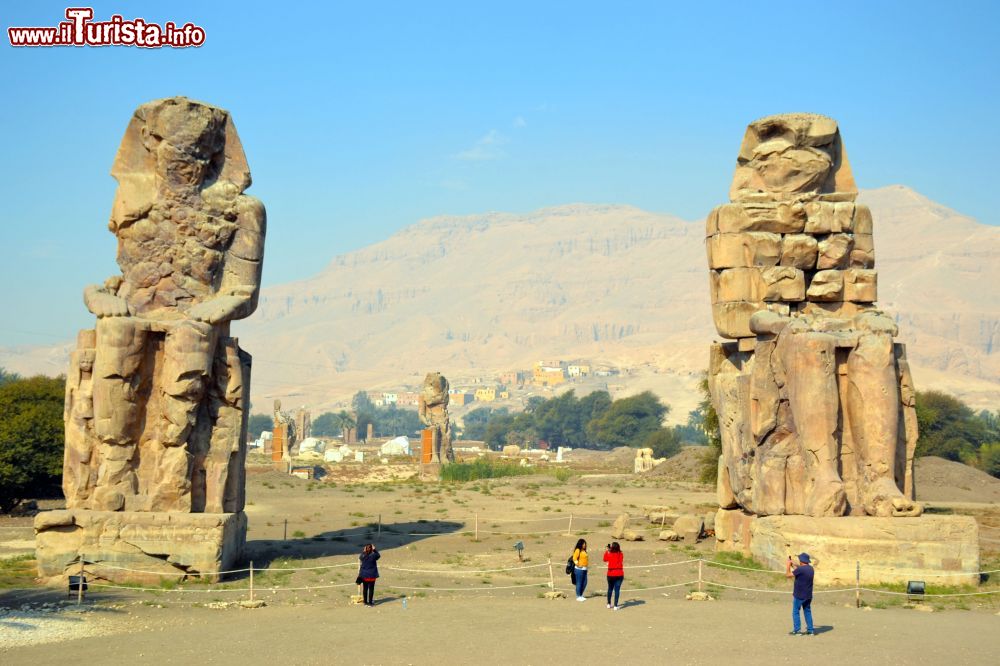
[384,563,549,574]
[382,582,548,592]
[88,582,249,593]
[859,587,1000,598]
[94,563,252,576]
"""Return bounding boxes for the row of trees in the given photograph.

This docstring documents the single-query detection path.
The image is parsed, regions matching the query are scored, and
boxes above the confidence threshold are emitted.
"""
[0,370,64,512]
[461,389,706,459]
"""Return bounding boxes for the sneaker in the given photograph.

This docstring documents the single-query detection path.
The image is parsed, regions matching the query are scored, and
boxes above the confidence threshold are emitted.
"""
[805,631,815,636]
[606,603,612,609]
[613,606,620,611]
[788,631,800,636]
[577,596,586,602]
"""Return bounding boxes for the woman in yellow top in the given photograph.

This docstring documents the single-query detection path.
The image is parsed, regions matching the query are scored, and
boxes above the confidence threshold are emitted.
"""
[572,539,589,601]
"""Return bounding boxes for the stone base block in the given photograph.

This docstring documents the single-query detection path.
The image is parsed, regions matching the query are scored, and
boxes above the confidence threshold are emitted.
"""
[35,509,247,585]
[749,515,980,585]
[714,508,755,557]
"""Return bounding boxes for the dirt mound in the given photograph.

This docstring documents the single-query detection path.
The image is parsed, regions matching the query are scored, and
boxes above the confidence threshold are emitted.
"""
[565,446,635,470]
[645,446,710,481]
[914,456,1000,503]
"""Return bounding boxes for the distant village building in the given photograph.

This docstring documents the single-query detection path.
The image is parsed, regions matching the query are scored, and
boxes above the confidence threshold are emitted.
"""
[382,392,398,405]
[567,364,591,377]
[499,370,526,387]
[449,392,474,406]
[474,386,499,402]
[533,361,566,387]
[397,391,420,407]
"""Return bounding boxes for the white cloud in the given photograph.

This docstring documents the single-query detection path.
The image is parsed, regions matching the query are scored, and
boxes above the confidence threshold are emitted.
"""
[512,116,527,128]
[454,129,508,161]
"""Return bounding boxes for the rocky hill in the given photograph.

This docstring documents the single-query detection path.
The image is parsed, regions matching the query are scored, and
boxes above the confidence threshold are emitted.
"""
[4,185,999,417]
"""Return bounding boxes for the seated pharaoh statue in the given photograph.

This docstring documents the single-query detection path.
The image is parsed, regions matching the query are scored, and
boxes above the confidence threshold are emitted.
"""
[707,113,921,519]
[62,97,265,516]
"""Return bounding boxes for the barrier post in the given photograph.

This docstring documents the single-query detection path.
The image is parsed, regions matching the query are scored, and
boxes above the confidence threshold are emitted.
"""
[566,514,573,537]
[475,513,479,542]
[698,559,703,593]
[378,514,382,538]
[249,561,254,604]
[855,561,860,609]
[284,519,288,540]
[548,558,554,591]
[77,558,84,605]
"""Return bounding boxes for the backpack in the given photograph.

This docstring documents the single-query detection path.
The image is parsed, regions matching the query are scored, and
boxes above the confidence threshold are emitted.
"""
[565,555,574,575]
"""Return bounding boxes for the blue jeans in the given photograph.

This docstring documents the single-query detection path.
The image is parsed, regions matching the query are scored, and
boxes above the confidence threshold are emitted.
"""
[574,568,588,597]
[607,576,623,606]
[792,596,813,633]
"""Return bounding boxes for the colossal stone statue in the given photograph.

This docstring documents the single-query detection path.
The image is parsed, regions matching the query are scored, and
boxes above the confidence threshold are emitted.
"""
[36,97,264,582]
[706,113,920,520]
[418,372,453,464]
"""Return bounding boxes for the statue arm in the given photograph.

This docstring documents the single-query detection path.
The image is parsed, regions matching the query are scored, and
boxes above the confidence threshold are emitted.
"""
[83,279,129,318]
[188,195,266,325]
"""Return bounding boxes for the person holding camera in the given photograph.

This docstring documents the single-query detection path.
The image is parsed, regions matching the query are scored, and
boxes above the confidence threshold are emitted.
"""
[358,543,380,607]
[785,552,814,635]
[603,542,624,610]
[572,539,589,601]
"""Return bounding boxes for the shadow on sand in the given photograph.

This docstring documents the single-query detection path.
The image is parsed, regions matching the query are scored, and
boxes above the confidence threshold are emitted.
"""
[242,520,465,572]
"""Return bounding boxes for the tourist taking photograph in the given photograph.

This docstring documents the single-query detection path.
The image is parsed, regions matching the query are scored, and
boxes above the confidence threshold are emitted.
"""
[604,542,624,610]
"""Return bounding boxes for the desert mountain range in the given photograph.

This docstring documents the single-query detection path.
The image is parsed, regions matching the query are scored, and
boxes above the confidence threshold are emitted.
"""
[5,185,999,420]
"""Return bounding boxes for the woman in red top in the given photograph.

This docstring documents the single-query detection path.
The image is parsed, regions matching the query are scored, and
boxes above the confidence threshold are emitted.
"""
[603,542,624,610]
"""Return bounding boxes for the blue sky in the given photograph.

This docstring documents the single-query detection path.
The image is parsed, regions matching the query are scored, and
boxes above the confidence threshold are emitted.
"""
[1,0,998,346]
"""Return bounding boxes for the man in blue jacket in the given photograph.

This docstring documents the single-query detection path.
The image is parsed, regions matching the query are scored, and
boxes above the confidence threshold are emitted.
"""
[786,552,814,635]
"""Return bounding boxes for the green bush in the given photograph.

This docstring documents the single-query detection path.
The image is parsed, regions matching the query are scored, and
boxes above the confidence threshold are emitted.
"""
[440,459,534,482]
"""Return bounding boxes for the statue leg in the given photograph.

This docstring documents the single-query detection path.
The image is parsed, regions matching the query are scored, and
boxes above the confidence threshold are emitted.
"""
[779,331,846,517]
[148,320,216,511]
[160,320,217,446]
[847,333,921,517]
[91,318,146,510]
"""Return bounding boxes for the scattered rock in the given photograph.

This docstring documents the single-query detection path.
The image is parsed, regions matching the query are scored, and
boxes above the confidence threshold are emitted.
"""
[543,590,565,599]
[239,599,267,609]
[610,513,644,541]
[658,529,680,541]
[685,592,714,601]
[672,513,705,541]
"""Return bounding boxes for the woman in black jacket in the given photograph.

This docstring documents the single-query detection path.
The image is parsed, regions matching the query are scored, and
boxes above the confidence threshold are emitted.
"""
[358,543,380,607]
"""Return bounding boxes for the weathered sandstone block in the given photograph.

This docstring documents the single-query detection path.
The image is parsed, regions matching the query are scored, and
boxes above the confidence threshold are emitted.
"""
[779,234,819,269]
[806,269,844,301]
[35,509,247,584]
[751,515,980,586]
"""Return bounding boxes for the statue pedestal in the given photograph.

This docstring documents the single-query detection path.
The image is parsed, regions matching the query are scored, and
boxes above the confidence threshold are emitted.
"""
[420,462,442,481]
[34,509,247,584]
[716,509,980,585]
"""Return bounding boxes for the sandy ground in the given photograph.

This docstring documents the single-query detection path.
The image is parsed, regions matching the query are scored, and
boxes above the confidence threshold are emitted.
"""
[2,451,1000,663]
[2,595,999,665]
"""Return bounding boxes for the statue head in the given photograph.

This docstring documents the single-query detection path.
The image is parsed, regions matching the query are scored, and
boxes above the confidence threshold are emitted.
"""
[109,97,252,233]
[730,113,856,202]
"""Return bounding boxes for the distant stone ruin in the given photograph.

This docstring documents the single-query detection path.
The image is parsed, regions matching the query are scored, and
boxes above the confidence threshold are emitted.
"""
[272,399,297,461]
[35,97,264,583]
[707,114,979,583]
[418,372,453,464]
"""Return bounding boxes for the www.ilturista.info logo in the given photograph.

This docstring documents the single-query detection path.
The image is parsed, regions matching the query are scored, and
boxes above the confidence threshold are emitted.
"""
[8,7,206,48]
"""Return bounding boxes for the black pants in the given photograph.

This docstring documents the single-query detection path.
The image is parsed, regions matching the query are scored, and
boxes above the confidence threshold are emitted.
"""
[362,580,376,605]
